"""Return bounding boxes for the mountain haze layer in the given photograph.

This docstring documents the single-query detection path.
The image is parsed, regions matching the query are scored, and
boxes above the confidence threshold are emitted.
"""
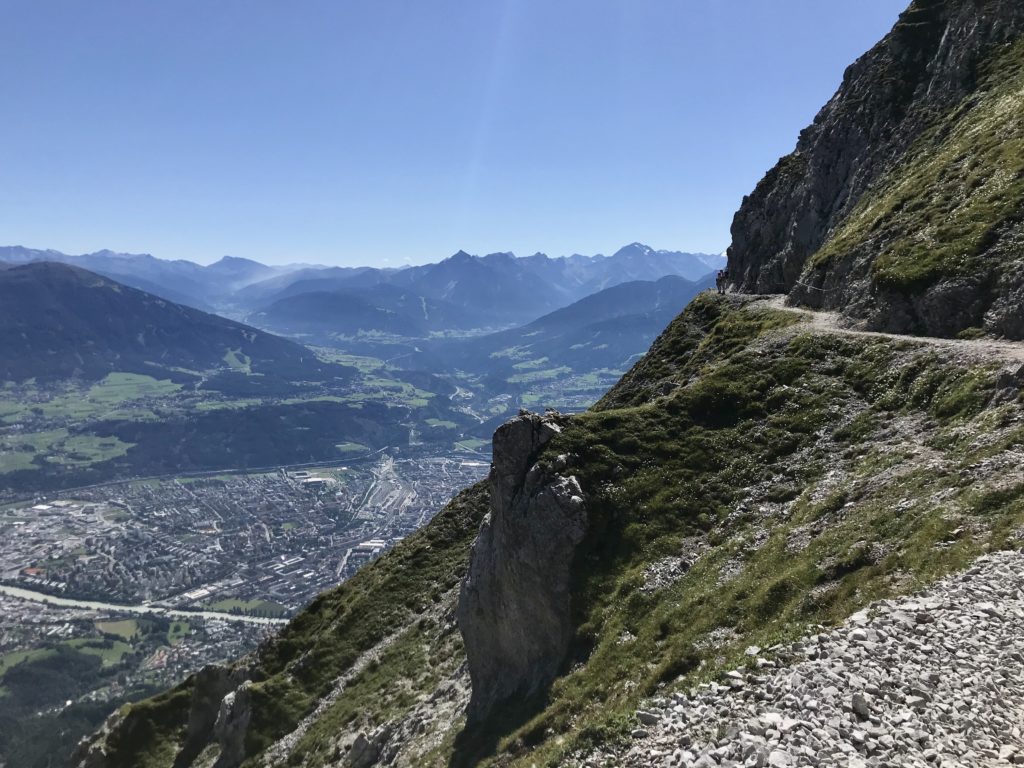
[0,244,722,328]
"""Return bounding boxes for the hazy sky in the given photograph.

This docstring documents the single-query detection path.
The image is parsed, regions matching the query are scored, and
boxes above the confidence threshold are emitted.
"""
[0,1,908,266]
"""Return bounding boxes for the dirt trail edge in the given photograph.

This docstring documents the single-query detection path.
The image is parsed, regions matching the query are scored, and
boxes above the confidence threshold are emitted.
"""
[752,295,1024,369]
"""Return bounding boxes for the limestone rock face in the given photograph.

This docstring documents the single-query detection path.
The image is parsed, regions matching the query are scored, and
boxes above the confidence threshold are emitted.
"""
[728,0,1024,336]
[346,724,393,768]
[457,411,587,724]
[182,666,249,766]
[213,679,253,768]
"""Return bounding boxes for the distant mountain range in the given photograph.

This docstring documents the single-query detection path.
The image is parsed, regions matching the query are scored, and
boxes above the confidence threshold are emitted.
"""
[0,255,718,495]
[427,273,715,386]
[0,247,281,312]
[245,244,723,341]
[0,262,350,385]
[0,243,724,333]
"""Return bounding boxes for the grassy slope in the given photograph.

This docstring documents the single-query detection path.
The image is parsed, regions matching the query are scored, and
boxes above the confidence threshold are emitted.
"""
[470,294,1024,767]
[90,295,1024,768]
[809,37,1024,292]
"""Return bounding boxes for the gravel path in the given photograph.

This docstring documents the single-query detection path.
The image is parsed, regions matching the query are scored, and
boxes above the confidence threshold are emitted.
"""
[612,550,1024,768]
[754,296,1024,367]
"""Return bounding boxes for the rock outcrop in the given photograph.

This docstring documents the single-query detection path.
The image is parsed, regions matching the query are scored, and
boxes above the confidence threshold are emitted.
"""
[729,0,1024,337]
[213,679,253,767]
[74,663,253,768]
[457,411,588,724]
[346,724,393,768]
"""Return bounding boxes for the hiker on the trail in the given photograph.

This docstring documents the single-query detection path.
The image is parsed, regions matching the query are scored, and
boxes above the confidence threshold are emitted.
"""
[716,269,726,295]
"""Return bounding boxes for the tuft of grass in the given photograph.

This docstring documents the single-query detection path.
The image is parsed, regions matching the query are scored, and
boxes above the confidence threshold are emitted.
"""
[96,619,140,641]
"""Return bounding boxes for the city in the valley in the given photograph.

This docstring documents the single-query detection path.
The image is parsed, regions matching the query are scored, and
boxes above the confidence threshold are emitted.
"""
[0,449,488,721]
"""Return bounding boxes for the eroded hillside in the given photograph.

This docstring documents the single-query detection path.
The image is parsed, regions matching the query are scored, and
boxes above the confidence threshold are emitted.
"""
[77,294,1024,767]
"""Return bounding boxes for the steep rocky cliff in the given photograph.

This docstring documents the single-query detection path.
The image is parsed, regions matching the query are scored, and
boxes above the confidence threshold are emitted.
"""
[457,412,586,725]
[729,0,1024,337]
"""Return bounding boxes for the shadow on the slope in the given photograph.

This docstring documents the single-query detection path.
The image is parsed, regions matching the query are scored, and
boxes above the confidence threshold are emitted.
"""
[447,690,550,768]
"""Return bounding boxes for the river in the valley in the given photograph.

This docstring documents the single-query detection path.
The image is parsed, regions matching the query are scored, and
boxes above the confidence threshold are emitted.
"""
[0,583,289,625]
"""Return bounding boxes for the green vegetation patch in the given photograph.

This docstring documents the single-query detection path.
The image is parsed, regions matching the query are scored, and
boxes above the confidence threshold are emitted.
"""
[810,38,1024,292]
[311,349,385,373]
[44,433,134,467]
[425,418,458,429]
[96,619,140,641]
[508,366,572,385]
[223,348,253,373]
[455,438,490,452]
[194,398,263,411]
[512,357,551,371]
[285,619,466,766]
[335,442,369,454]
[67,638,133,667]
[0,448,41,473]
[341,375,435,409]
[88,372,182,404]
[1,428,68,473]
[204,598,288,618]
[0,647,57,675]
[1,373,179,426]
[167,621,190,646]
[102,686,193,768]
[490,345,533,361]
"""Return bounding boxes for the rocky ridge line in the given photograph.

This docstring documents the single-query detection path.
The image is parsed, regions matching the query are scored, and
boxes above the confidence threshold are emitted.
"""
[595,549,1024,768]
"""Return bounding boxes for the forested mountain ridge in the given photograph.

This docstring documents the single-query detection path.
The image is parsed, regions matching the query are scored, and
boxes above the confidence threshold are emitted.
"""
[0,262,346,383]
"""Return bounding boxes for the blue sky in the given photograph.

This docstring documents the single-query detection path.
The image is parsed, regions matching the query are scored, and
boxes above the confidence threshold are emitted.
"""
[0,1,908,266]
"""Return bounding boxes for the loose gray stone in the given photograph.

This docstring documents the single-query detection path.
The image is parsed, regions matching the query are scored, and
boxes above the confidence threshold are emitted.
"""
[590,551,1024,768]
